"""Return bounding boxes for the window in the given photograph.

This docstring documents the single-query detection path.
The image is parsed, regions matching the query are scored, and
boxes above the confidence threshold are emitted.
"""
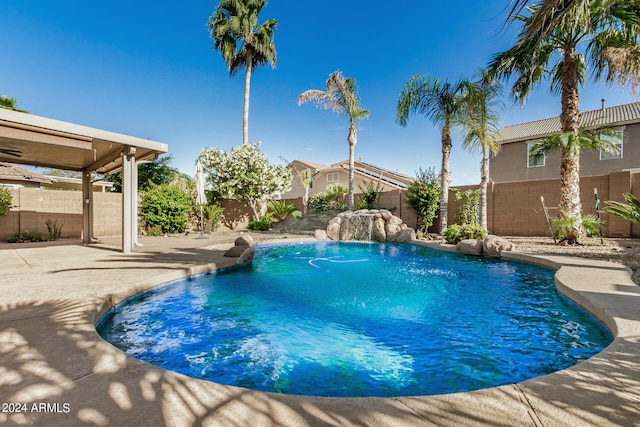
[600,129,623,160]
[527,142,545,168]
[327,172,340,182]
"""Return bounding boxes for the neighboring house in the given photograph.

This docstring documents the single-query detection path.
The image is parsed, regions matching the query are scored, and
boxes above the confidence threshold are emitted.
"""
[285,159,415,200]
[0,162,113,191]
[484,101,640,237]
[491,101,640,183]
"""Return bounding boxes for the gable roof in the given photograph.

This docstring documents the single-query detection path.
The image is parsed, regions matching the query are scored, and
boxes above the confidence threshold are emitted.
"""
[498,101,640,144]
[330,159,414,189]
[0,161,55,185]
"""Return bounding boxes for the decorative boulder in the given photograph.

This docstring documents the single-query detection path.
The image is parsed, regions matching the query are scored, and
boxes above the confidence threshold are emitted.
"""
[235,234,254,247]
[396,228,416,243]
[324,209,416,243]
[314,229,328,240]
[456,239,484,256]
[372,217,386,242]
[326,221,341,241]
[225,233,256,263]
[224,245,247,257]
[483,235,515,258]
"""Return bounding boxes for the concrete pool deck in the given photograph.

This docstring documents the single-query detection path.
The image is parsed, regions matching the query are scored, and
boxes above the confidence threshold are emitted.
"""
[1,234,639,426]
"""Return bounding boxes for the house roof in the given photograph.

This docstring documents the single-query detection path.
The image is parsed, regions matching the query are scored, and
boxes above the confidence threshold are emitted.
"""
[0,161,55,185]
[498,101,640,144]
[289,159,330,171]
[331,159,414,189]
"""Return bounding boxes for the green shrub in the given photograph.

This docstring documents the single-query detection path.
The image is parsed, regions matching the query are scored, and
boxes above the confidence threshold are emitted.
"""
[0,187,12,216]
[141,183,193,234]
[443,223,487,244]
[355,179,383,210]
[309,184,348,213]
[267,200,300,221]
[7,230,49,243]
[248,213,276,231]
[454,189,479,225]
[406,167,441,232]
[146,225,164,236]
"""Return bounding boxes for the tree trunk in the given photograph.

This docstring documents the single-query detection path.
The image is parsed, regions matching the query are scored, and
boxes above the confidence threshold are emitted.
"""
[439,125,452,233]
[479,148,489,231]
[559,46,583,240]
[347,120,357,211]
[243,55,253,145]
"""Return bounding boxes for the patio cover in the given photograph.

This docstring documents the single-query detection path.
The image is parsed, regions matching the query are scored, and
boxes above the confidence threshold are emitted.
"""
[0,108,168,253]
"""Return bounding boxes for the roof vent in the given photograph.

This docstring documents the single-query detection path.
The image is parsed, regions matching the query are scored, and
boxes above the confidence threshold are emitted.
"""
[601,98,606,110]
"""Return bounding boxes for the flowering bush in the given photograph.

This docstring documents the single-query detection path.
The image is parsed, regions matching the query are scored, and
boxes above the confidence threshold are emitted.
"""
[198,142,292,220]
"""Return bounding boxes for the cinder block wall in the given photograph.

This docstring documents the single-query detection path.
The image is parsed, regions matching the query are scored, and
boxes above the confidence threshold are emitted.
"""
[0,188,122,241]
[446,172,639,238]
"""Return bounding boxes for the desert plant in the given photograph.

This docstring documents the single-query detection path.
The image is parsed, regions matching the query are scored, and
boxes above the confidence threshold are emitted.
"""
[205,204,224,230]
[602,193,640,224]
[0,187,12,216]
[443,223,487,245]
[45,219,63,241]
[549,211,603,244]
[267,200,300,221]
[248,212,276,231]
[454,189,480,225]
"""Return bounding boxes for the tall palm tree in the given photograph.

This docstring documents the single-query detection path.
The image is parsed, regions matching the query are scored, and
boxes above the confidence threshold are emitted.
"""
[528,128,620,242]
[457,72,504,231]
[298,71,369,211]
[396,74,466,233]
[208,0,277,145]
[0,95,28,113]
[488,1,640,238]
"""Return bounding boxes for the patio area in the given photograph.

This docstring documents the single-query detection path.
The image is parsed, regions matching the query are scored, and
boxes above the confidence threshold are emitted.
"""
[1,234,640,426]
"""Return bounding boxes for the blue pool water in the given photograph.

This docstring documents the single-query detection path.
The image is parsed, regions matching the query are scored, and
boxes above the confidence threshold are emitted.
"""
[97,241,612,397]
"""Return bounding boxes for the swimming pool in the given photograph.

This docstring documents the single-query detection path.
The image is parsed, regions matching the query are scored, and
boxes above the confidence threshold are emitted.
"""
[97,241,612,397]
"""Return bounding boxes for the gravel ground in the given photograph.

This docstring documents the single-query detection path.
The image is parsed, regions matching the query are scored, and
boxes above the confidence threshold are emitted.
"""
[501,236,640,284]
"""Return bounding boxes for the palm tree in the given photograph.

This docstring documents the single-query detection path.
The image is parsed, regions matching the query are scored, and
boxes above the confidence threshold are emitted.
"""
[208,0,277,145]
[298,71,369,211]
[396,74,466,233]
[0,95,28,113]
[528,128,620,242]
[488,1,640,238]
[457,72,504,231]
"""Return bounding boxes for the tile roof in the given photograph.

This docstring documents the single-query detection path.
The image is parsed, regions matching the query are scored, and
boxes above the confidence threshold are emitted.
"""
[0,162,55,184]
[498,101,640,144]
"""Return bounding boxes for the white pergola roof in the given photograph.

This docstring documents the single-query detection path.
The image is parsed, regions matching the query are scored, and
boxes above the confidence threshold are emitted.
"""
[0,108,169,252]
[0,108,167,173]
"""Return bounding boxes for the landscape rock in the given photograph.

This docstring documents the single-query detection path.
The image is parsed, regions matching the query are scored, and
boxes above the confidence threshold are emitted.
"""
[235,234,254,247]
[396,228,416,243]
[324,209,416,243]
[483,235,515,258]
[314,229,328,240]
[372,217,386,242]
[236,246,256,264]
[457,239,484,256]
[224,246,247,257]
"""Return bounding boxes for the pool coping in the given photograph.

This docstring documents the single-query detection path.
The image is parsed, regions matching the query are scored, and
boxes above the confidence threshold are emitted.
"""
[1,236,639,426]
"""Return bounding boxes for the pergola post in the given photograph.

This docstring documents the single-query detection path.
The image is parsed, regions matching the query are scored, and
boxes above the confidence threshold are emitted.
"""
[122,146,137,253]
[82,168,92,245]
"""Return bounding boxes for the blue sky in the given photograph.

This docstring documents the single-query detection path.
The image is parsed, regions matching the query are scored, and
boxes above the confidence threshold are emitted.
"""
[1,0,637,185]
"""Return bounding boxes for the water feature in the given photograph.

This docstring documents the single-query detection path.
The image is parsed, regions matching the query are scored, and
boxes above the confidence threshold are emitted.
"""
[97,241,612,397]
